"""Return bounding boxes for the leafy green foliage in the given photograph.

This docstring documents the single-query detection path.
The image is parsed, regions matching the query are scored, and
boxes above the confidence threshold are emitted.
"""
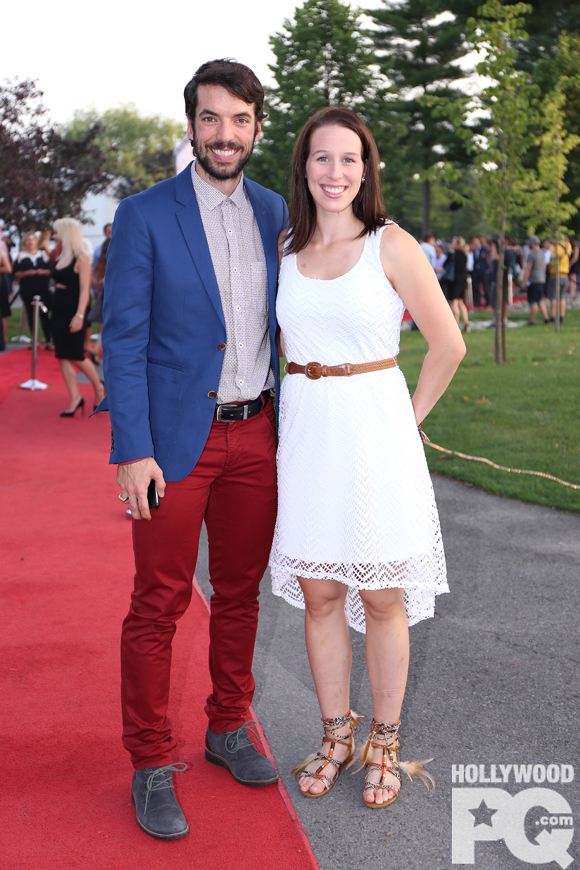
[365,0,479,233]
[247,0,393,199]
[459,1,539,360]
[0,79,109,234]
[527,84,580,239]
[61,104,183,199]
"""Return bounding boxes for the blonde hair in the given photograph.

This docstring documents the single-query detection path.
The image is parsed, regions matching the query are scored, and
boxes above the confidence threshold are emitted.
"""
[53,217,86,264]
[452,235,470,255]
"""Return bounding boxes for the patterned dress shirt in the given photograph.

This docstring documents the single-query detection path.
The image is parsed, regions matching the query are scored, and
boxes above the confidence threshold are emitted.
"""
[191,163,274,405]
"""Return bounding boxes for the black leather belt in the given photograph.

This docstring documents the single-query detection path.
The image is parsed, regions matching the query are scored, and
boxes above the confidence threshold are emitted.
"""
[214,390,270,422]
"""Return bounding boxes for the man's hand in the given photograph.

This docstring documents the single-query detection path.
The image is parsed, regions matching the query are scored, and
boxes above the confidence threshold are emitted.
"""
[117,457,166,521]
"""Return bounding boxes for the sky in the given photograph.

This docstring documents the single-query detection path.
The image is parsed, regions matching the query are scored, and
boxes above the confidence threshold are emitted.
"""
[3,0,383,131]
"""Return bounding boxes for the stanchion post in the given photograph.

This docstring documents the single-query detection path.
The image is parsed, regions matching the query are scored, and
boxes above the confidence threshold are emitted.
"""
[19,295,49,391]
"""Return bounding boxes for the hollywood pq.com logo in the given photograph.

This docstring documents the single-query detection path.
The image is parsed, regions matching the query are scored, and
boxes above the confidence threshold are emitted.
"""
[452,762,575,867]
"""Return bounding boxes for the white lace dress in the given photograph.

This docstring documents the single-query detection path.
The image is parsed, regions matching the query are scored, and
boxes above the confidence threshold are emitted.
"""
[269,225,449,632]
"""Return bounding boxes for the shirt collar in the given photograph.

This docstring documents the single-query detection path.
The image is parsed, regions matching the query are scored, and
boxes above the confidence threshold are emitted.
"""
[191,160,246,210]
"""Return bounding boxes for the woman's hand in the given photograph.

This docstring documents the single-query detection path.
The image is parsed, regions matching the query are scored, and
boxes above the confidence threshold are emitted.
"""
[69,313,84,333]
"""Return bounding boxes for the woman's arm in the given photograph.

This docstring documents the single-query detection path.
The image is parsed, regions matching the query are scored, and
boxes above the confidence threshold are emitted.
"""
[381,225,466,425]
[277,229,289,357]
[70,255,91,332]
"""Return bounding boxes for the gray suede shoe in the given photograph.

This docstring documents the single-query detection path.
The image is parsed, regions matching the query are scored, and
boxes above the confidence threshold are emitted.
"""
[131,763,189,839]
[205,721,279,785]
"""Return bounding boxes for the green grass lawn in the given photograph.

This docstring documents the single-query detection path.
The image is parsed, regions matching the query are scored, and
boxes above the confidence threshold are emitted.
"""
[398,309,580,513]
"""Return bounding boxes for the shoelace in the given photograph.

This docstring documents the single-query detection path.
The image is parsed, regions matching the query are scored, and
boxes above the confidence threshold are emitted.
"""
[225,720,263,754]
[144,763,187,812]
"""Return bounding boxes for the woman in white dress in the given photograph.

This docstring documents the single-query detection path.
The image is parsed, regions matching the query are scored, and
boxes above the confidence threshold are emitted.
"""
[269,108,465,808]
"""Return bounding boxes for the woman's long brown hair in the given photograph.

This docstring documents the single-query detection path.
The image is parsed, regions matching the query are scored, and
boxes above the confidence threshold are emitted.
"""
[286,107,389,256]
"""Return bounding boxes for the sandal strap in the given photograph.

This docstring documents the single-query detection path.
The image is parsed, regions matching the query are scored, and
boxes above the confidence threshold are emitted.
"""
[311,751,343,772]
[364,779,400,793]
[321,712,354,730]
[369,719,400,741]
[298,770,334,790]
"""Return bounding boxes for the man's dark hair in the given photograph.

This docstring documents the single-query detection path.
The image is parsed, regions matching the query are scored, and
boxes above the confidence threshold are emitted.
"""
[184,59,266,124]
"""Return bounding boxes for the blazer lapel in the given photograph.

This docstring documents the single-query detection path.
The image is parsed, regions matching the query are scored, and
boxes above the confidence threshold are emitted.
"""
[175,164,225,329]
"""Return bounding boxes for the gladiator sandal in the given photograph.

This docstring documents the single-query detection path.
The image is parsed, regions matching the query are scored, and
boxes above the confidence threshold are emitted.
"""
[291,711,363,798]
[355,719,434,809]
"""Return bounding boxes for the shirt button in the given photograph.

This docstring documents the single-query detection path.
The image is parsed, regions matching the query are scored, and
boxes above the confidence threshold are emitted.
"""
[218,343,226,351]
[208,391,217,399]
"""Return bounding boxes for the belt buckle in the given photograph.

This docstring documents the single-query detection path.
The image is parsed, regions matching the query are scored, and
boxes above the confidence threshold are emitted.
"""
[216,402,237,422]
[305,361,322,380]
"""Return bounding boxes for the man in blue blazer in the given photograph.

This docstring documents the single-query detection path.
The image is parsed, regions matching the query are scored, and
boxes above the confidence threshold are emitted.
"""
[101,60,288,841]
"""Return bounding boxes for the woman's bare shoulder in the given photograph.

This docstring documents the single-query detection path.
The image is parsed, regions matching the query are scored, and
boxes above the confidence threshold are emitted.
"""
[380,222,421,258]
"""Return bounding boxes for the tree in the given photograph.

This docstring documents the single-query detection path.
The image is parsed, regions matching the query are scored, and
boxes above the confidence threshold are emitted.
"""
[526,83,580,331]
[366,0,479,235]
[61,105,183,199]
[463,0,537,363]
[0,79,109,234]
[247,0,392,200]
[530,32,580,236]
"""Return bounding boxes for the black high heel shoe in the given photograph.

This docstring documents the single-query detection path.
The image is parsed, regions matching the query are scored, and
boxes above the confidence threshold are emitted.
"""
[60,397,84,417]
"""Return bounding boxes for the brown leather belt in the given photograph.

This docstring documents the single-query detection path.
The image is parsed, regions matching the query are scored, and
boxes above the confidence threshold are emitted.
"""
[285,357,397,380]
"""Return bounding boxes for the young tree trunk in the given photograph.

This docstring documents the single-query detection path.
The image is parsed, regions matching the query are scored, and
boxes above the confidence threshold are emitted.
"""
[495,222,506,365]
[554,188,561,333]
[422,179,431,237]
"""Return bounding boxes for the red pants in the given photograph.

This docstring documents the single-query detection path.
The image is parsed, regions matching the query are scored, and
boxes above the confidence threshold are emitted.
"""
[121,400,277,770]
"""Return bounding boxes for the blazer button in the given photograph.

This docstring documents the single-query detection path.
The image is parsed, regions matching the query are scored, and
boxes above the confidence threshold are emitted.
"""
[208,391,217,399]
[218,343,226,351]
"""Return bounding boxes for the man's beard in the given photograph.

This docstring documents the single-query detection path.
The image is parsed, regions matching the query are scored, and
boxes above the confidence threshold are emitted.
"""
[192,135,254,181]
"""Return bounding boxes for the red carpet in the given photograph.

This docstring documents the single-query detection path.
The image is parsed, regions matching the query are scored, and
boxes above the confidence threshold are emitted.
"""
[1,349,317,870]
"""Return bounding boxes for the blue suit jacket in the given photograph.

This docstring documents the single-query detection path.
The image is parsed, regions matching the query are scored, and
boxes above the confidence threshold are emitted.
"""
[100,163,288,481]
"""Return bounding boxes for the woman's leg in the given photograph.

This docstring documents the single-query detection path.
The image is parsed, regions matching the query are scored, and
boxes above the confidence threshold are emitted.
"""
[76,357,105,405]
[296,576,352,794]
[359,586,409,805]
[59,359,81,409]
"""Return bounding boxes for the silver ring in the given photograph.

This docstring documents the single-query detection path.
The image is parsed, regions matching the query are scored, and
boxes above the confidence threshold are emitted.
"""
[118,494,129,503]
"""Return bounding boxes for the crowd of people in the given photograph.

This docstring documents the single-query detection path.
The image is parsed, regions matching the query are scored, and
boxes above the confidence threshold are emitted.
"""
[417,232,579,331]
[0,221,111,414]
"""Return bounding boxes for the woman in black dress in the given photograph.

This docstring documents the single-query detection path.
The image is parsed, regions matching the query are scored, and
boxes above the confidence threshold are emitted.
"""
[51,218,105,416]
[445,236,471,332]
[13,232,53,347]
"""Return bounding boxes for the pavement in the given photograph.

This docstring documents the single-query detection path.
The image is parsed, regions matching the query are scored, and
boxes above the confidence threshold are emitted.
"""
[196,474,579,870]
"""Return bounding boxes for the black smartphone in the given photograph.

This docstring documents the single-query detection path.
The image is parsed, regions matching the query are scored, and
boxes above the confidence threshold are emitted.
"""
[147,479,159,511]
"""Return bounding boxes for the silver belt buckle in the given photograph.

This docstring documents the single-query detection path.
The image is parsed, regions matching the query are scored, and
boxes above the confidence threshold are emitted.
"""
[216,402,237,422]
